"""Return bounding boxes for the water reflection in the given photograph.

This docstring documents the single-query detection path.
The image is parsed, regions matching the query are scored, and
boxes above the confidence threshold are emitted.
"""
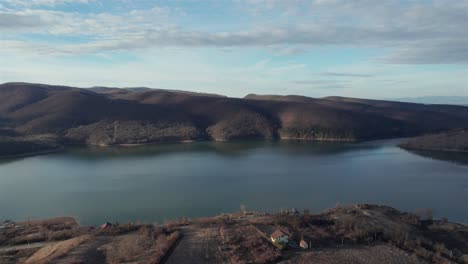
[60,139,382,160]
[405,149,468,165]
[1,138,467,225]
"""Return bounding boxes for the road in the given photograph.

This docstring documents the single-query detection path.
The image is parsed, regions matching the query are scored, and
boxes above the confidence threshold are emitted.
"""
[0,241,56,253]
[164,226,227,264]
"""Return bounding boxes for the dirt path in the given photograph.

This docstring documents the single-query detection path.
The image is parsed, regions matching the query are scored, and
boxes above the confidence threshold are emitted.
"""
[0,242,56,253]
[51,236,111,264]
[164,226,227,264]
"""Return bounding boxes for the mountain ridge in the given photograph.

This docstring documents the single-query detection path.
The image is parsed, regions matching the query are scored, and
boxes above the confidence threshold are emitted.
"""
[1,82,468,156]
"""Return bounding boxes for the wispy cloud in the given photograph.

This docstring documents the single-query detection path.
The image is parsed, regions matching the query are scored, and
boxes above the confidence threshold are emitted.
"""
[291,78,350,90]
[0,12,46,28]
[303,84,348,90]
[3,0,95,7]
[1,0,467,99]
[321,72,374,78]
[0,1,467,64]
[292,80,350,85]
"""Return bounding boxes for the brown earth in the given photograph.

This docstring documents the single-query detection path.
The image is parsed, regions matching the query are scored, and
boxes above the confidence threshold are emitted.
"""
[3,204,466,263]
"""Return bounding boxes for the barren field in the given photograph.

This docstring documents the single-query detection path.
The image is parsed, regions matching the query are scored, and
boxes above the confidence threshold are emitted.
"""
[1,204,467,263]
[281,245,429,264]
[165,226,226,264]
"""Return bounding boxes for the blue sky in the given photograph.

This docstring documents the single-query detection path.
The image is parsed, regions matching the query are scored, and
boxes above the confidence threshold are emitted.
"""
[0,0,467,98]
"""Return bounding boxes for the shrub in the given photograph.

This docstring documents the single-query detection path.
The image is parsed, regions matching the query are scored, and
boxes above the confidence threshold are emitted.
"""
[46,230,75,241]
[104,226,180,264]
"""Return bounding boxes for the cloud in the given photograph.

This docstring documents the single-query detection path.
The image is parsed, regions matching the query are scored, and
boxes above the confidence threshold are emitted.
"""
[0,40,57,54]
[0,12,46,29]
[236,0,310,16]
[299,84,348,90]
[0,0,467,64]
[321,72,374,78]
[4,0,94,7]
[292,80,350,85]
[380,40,468,64]
[291,79,350,90]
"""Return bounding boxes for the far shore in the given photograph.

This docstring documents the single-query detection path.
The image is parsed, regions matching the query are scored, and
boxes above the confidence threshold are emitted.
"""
[3,135,461,160]
[399,145,468,154]
[0,146,65,160]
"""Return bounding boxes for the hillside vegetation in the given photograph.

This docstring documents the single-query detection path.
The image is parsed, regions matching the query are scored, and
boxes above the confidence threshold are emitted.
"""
[399,131,468,152]
[0,135,62,158]
[1,83,468,153]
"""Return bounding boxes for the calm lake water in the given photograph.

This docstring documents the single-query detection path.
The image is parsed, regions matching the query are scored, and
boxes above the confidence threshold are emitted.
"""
[0,139,467,225]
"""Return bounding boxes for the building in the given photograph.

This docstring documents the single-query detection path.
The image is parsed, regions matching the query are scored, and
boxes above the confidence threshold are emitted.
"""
[300,239,309,249]
[271,229,289,244]
[99,222,113,230]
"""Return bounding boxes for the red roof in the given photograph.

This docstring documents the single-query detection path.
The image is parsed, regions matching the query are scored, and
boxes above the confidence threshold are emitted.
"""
[99,222,112,230]
[271,229,286,239]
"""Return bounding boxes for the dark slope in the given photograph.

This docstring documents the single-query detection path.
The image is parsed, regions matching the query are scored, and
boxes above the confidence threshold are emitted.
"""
[0,135,62,158]
[245,94,321,104]
[392,96,468,106]
[248,94,468,135]
[399,131,468,153]
[90,86,224,99]
[0,83,201,145]
[1,83,468,148]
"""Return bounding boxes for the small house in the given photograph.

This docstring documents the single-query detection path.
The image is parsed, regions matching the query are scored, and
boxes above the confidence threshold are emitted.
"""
[271,229,289,244]
[99,222,113,230]
[300,239,309,249]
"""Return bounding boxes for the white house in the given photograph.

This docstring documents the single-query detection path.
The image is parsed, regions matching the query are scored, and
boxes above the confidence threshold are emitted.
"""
[300,239,309,249]
[270,229,289,244]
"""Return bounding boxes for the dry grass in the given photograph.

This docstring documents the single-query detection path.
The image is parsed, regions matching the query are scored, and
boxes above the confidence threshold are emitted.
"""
[24,235,90,264]
[221,225,280,264]
[0,217,82,247]
[103,225,180,264]
[17,217,77,227]
[281,245,429,264]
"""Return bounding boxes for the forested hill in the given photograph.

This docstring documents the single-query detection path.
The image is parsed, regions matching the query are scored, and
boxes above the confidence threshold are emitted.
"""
[1,82,468,147]
[399,131,468,153]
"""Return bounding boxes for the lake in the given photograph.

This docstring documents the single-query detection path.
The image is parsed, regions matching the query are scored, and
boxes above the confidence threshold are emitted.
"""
[0,139,467,225]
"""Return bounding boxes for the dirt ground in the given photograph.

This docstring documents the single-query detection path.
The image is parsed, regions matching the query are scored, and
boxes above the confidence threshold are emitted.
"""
[50,236,110,264]
[280,245,430,264]
[2,205,467,263]
[165,226,227,264]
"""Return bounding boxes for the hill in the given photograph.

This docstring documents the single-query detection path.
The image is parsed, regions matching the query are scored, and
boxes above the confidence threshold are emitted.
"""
[1,82,468,156]
[399,131,468,153]
[0,135,62,158]
[392,96,468,106]
[88,86,224,98]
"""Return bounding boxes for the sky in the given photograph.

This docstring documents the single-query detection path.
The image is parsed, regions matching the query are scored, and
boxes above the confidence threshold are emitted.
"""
[0,0,467,99]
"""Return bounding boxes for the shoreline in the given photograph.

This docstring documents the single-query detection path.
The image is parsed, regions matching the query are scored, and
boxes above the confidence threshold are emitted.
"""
[280,136,358,142]
[0,146,65,160]
[399,145,468,154]
[1,136,451,160]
